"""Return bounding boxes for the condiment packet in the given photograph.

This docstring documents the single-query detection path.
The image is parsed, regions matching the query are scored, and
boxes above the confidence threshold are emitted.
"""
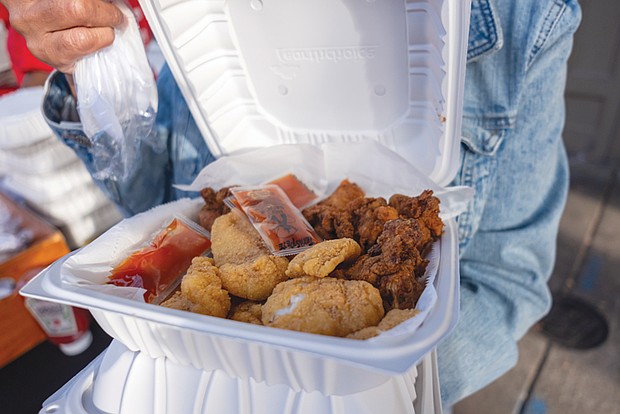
[264,173,318,209]
[107,215,212,303]
[227,185,322,256]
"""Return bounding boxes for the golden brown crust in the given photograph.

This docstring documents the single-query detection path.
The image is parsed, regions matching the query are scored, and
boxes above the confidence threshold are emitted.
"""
[346,308,420,340]
[211,212,269,266]
[160,257,230,318]
[286,238,362,278]
[212,212,290,301]
[219,255,289,301]
[229,301,263,325]
[261,276,384,337]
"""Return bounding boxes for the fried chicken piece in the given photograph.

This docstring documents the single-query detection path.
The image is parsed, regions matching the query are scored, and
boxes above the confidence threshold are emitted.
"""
[211,212,289,301]
[302,179,365,240]
[229,301,263,325]
[346,308,421,340]
[198,186,235,232]
[160,256,230,318]
[302,205,355,241]
[389,190,443,254]
[262,276,384,337]
[286,238,361,278]
[349,197,399,252]
[345,218,428,310]
[317,179,366,210]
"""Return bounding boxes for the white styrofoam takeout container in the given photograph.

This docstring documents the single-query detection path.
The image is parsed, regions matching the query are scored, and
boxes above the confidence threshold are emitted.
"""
[39,341,443,414]
[21,0,471,403]
[0,87,54,149]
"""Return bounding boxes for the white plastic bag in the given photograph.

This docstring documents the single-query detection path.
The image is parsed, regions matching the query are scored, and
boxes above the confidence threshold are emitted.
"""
[74,0,158,181]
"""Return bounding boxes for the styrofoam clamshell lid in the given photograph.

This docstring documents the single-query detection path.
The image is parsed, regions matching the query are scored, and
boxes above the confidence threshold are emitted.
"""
[0,87,55,149]
[140,0,470,186]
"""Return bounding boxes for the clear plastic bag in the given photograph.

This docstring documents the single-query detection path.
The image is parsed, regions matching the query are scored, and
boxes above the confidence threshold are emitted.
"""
[73,0,158,181]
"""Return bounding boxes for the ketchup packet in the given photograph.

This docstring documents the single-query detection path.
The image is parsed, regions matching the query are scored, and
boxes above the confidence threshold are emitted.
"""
[225,174,318,212]
[108,216,211,303]
[266,173,317,209]
[228,185,321,256]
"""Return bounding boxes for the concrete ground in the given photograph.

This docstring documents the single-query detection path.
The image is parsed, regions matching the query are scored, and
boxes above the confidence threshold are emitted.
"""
[453,161,620,414]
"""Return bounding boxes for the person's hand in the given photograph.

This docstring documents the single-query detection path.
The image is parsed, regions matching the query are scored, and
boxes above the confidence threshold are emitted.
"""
[1,0,125,73]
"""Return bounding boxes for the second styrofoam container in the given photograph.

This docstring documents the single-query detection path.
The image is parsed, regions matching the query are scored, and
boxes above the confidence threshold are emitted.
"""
[0,87,53,149]
[39,340,443,414]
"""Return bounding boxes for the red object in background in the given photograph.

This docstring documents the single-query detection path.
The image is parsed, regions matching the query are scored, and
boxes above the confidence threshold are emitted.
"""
[18,268,94,356]
[6,29,53,85]
[127,0,153,46]
[24,298,93,355]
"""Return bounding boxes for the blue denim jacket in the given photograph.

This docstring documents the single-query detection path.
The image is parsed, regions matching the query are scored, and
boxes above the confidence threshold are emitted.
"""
[43,0,581,406]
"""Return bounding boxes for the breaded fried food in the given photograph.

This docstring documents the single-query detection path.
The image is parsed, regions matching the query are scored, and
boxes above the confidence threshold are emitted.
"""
[346,308,421,340]
[219,257,289,301]
[211,212,289,301]
[349,197,399,252]
[160,256,230,318]
[317,179,366,210]
[389,190,443,254]
[345,218,428,310]
[262,276,384,337]
[378,308,421,330]
[229,301,263,325]
[286,238,361,278]
[302,179,365,240]
[198,186,235,232]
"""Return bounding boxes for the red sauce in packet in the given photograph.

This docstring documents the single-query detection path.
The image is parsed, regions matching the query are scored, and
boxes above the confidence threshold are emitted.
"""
[267,173,317,209]
[108,217,211,303]
[230,185,321,256]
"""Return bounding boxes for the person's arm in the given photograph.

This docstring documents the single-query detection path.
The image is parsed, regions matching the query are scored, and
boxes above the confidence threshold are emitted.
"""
[437,0,582,406]
[42,70,172,217]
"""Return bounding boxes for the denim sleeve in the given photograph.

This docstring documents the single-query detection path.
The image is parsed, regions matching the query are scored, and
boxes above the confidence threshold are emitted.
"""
[42,71,172,217]
[437,0,582,406]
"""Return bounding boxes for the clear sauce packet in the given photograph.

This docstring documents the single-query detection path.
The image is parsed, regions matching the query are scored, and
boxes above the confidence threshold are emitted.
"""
[228,185,321,256]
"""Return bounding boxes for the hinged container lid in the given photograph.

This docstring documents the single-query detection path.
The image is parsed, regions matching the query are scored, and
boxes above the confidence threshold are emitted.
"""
[139,0,470,186]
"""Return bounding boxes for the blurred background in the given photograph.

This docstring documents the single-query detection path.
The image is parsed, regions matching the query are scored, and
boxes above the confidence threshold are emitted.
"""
[0,1,618,413]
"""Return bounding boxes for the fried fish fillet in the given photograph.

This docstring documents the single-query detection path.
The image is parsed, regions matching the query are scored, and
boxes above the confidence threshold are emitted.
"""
[262,276,384,337]
[346,308,421,340]
[211,212,289,301]
[229,301,263,325]
[160,256,230,318]
[286,238,361,278]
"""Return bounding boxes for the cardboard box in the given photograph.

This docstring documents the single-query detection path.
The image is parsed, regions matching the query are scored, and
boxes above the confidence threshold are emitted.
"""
[0,192,70,367]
